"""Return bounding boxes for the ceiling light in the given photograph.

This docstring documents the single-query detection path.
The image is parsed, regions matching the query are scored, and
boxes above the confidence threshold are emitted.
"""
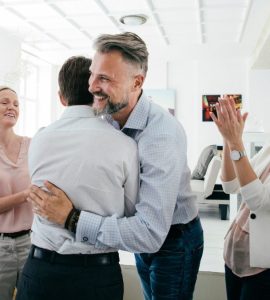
[120,14,147,26]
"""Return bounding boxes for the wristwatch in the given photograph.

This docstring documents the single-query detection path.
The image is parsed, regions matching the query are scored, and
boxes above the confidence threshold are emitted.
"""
[230,150,247,161]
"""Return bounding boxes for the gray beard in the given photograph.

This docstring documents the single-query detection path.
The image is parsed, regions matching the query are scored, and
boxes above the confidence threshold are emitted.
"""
[94,98,128,116]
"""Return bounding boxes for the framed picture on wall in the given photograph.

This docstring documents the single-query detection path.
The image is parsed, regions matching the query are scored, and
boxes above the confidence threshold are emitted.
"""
[202,94,242,122]
[145,89,175,116]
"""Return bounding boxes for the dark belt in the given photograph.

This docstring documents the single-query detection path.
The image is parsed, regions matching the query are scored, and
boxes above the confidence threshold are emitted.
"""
[167,216,199,239]
[30,245,119,267]
[0,229,31,238]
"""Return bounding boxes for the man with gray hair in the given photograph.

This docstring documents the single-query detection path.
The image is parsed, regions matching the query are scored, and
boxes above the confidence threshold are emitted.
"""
[30,32,204,300]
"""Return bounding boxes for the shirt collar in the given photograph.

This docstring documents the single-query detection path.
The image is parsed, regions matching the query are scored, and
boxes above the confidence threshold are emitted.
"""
[60,105,95,119]
[122,91,150,131]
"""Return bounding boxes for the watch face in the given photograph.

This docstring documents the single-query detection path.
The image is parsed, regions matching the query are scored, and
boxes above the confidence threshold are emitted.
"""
[230,150,240,160]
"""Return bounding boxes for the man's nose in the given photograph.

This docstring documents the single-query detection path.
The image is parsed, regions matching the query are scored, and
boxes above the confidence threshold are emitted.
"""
[89,76,103,94]
[89,76,96,93]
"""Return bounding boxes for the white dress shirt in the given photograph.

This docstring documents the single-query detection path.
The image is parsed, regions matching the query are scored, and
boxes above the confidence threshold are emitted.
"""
[28,105,139,254]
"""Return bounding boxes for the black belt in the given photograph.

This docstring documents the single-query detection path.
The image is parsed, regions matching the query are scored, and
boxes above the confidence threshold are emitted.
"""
[167,216,199,239]
[30,245,119,267]
[0,229,31,238]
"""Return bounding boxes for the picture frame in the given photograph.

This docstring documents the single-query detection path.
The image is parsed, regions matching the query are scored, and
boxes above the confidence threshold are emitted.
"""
[202,94,242,122]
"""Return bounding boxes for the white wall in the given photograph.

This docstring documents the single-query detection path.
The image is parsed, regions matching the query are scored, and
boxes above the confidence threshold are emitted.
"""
[168,58,249,169]
[144,55,168,89]
[248,69,270,132]
[50,64,63,121]
[0,28,21,90]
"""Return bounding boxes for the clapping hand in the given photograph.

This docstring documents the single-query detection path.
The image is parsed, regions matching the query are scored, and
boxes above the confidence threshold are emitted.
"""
[210,95,248,148]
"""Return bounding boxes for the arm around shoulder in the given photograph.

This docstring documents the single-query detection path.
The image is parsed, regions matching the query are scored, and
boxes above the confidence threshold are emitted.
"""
[76,131,187,253]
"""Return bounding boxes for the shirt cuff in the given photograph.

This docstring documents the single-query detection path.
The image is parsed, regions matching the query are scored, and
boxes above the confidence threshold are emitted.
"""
[222,177,240,194]
[76,211,102,245]
[240,178,263,211]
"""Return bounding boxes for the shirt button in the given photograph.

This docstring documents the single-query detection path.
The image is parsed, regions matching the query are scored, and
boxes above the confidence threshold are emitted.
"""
[250,213,256,219]
[82,236,88,242]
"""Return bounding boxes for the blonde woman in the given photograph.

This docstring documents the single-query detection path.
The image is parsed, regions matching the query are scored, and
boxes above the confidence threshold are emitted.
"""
[0,86,33,300]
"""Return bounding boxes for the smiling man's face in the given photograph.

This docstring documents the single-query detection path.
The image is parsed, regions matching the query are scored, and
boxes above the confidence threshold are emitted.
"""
[89,51,139,119]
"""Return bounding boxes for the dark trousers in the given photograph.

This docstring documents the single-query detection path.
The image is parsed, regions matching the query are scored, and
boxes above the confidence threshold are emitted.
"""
[16,247,123,300]
[225,264,270,300]
[135,217,204,300]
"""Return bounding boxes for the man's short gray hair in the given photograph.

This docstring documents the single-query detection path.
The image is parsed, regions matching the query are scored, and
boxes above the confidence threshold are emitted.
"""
[93,32,149,75]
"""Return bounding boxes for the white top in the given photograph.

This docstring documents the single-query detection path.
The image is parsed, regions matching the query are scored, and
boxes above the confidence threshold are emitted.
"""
[222,144,270,270]
[29,105,139,254]
[222,144,270,211]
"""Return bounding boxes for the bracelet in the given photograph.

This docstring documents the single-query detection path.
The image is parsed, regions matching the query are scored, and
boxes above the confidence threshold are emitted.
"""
[64,207,81,233]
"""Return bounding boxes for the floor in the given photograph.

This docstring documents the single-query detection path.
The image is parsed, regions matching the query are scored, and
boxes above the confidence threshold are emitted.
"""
[119,203,232,273]
[198,204,230,272]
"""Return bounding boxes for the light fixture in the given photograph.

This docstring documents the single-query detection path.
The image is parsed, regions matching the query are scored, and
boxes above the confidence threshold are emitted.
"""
[119,14,148,26]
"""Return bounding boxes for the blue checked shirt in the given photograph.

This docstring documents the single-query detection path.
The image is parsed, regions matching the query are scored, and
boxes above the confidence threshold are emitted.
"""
[76,92,198,253]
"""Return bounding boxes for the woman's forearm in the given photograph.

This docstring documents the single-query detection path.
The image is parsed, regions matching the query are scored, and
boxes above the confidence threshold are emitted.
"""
[0,190,28,213]
[221,141,236,182]
[228,141,258,187]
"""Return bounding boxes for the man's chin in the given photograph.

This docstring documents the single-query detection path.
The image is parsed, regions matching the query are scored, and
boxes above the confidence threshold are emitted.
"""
[93,100,107,113]
[93,99,104,108]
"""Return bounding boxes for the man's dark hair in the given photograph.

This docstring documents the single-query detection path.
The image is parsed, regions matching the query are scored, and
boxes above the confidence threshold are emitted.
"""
[58,56,93,106]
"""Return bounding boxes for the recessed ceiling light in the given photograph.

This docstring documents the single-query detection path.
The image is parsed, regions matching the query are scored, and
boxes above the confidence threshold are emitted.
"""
[119,14,148,26]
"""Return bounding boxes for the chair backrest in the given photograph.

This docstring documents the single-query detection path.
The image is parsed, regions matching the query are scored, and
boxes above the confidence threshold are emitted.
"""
[203,155,222,198]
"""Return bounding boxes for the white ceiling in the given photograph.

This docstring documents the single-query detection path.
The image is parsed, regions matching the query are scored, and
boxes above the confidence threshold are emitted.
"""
[1,0,270,65]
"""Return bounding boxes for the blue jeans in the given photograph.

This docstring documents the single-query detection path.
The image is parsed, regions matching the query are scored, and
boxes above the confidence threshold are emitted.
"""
[135,217,204,300]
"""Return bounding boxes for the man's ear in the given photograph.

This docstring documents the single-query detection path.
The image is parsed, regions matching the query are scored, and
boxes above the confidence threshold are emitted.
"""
[132,74,145,91]
[58,91,68,106]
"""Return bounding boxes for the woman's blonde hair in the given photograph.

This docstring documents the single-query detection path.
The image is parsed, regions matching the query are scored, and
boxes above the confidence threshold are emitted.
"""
[0,86,16,94]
